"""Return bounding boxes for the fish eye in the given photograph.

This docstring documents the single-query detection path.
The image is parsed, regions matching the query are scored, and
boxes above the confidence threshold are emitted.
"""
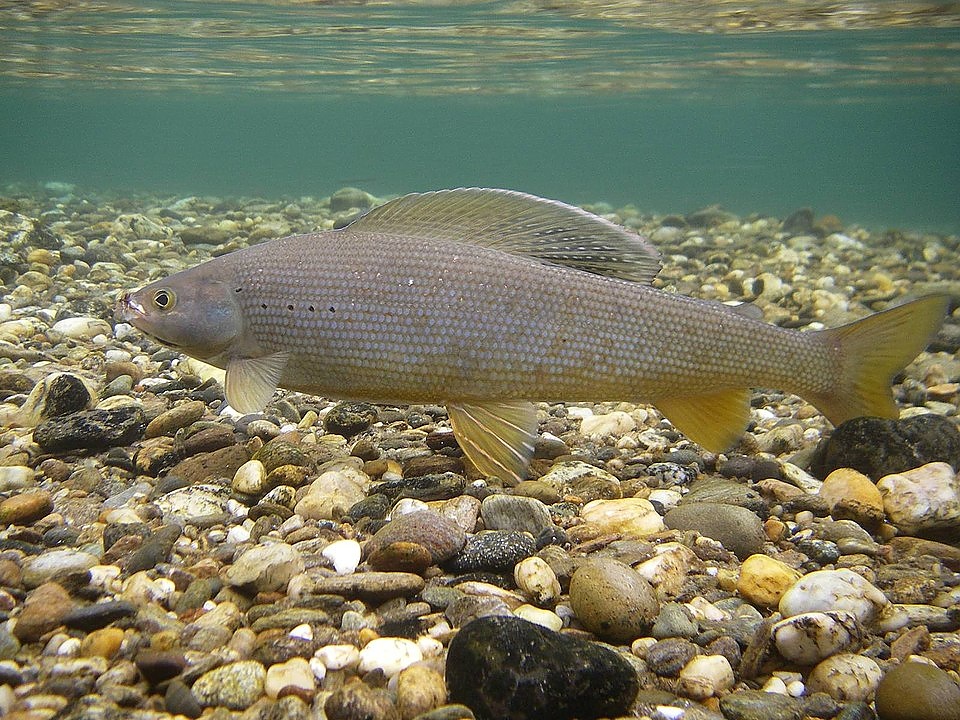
[153,289,176,311]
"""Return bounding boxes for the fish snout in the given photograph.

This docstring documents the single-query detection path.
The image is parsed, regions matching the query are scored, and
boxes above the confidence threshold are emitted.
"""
[114,290,143,323]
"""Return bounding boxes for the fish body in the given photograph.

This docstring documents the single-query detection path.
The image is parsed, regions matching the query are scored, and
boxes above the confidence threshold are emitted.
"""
[117,189,948,483]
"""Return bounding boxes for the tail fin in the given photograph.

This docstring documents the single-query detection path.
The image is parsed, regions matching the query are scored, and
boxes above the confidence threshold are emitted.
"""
[809,294,950,425]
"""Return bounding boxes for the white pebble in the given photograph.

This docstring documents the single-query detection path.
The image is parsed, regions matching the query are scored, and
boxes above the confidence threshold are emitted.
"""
[56,637,82,657]
[513,604,564,631]
[580,410,636,438]
[514,556,561,606]
[264,657,314,700]
[321,539,362,575]
[678,654,735,699]
[357,637,423,678]
[232,459,267,495]
[807,653,881,702]
[416,635,444,657]
[309,656,327,683]
[779,569,888,625]
[772,611,862,665]
[315,644,359,670]
[289,624,313,641]
[877,462,960,534]
[760,675,788,694]
[390,498,430,518]
[226,525,251,544]
[50,316,111,341]
[786,680,806,697]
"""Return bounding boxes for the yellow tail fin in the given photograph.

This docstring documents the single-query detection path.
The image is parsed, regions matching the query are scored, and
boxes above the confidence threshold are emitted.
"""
[810,294,949,425]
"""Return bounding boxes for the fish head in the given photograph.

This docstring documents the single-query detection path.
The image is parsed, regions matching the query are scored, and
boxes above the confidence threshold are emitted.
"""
[116,265,244,359]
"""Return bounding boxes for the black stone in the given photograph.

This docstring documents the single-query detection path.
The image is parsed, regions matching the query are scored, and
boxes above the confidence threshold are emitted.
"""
[34,406,146,453]
[323,401,379,437]
[42,526,80,547]
[446,531,536,574]
[165,679,202,718]
[344,493,391,523]
[782,207,815,235]
[794,538,841,566]
[446,615,639,720]
[122,524,181,575]
[811,414,960,480]
[62,600,137,631]
[372,472,466,502]
[42,373,92,418]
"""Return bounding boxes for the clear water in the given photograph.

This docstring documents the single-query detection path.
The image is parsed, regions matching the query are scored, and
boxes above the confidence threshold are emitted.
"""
[1,0,958,231]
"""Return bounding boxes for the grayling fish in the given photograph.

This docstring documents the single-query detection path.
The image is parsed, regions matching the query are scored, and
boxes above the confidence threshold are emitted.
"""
[116,189,948,483]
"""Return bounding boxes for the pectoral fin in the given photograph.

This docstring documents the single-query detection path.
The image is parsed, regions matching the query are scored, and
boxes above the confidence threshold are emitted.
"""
[225,352,290,413]
[655,389,752,453]
[447,401,538,486]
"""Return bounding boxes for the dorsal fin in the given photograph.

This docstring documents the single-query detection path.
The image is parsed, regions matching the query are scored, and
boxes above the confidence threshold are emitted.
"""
[344,188,661,283]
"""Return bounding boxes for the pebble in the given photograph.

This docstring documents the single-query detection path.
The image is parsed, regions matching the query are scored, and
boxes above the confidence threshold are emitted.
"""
[806,653,882,702]
[295,571,425,603]
[50,316,112,341]
[396,664,447,719]
[80,627,124,658]
[0,490,53,525]
[446,615,638,720]
[325,682,399,720]
[513,603,564,631]
[877,461,960,534]
[144,399,206,438]
[295,466,371,520]
[322,538,362,574]
[0,465,36,490]
[779,569,889,624]
[736,554,802,608]
[579,410,636,437]
[678,654,735,699]
[232,458,268,495]
[222,542,305,592]
[479,494,553,535]
[719,689,803,720]
[264,657,315,700]
[514,556,561,605]
[191,659,266,710]
[874,660,960,720]
[772,611,863,665]
[579,497,664,537]
[818,467,885,529]
[447,530,536,573]
[538,460,622,502]
[21,549,98,588]
[364,509,466,567]
[569,557,659,642]
[664,502,766,559]
[357,637,423,677]
[13,582,75,642]
[33,406,146,452]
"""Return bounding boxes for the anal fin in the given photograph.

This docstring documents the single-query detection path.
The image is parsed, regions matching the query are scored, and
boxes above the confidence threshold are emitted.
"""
[447,401,538,486]
[225,352,290,413]
[655,389,752,453]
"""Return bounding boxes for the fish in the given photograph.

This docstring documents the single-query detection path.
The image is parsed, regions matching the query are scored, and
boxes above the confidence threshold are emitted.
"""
[115,188,948,484]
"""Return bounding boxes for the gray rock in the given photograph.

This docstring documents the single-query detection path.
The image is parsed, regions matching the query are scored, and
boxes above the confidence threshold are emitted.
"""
[34,406,145,453]
[719,689,803,720]
[569,558,659,643]
[664,503,765,559]
[480,494,553,535]
[21,549,99,588]
[191,660,265,710]
[223,542,304,593]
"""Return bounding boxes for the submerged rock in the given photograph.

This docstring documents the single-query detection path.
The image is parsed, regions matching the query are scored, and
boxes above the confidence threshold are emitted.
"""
[446,615,639,720]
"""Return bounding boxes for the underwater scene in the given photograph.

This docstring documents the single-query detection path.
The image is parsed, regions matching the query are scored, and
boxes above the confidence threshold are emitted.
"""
[0,1,959,719]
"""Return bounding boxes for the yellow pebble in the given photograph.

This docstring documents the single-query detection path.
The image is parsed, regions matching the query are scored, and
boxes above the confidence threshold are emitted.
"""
[81,627,125,658]
[737,554,802,608]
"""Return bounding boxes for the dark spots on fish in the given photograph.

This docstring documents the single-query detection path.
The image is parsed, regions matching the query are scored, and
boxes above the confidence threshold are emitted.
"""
[308,305,316,312]
[260,303,267,310]
[287,304,294,311]
[235,287,242,293]
[329,306,336,313]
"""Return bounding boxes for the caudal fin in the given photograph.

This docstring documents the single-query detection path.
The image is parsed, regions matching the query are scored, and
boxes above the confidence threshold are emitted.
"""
[809,294,949,425]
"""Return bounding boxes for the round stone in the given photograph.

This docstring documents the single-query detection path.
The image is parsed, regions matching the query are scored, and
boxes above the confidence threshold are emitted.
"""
[877,462,960,534]
[580,497,664,537]
[514,556,561,606]
[664,502,765,559]
[396,664,447,719]
[772,611,862,665]
[480,494,553,535]
[0,490,53,526]
[144,400,206,438]
[736,554,802,608]
[875,660,960,720]
[364,510,466,566]
[678,654,735,700]
[818,467,885,529]
[192,660,266,710]
[806,653,882,702]
[779,568,888,625]
[357,637,422,678]
[569,557,659,643]
[232,459,268,495]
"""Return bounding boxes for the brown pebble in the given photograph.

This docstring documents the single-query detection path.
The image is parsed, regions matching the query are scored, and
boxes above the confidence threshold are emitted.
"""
[890,625,930,661]
[104,360,142,383]
[0,558,23,588]
[81,627,125,658]
[364,510,466,565]
[39,458,71,483]
[144,400,207,438]
[13,581,75,642]
[368,541,434,574]
[325,681,400,720]
[0,490,53,526]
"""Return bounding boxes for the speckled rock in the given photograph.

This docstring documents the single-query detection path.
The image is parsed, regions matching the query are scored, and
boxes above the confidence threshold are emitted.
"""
[223,542,304,592]
[779,569,889,625]
[325,681,400,720]
[192,659,266,710]
[324,401,379,436]
[812,414,960,480]
[446,531,536,573]
[719,689,803,720]
[664,502,765,559]
[806,653,882,702]
[480,494,553,535]
[569,557,659,642]
[34,406,145,452]
[446,615,639,720]
[537,460,622,502]
[874,660,960,720]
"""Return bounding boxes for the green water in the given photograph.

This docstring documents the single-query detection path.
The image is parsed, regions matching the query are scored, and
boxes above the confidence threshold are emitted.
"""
[1,1,958,231]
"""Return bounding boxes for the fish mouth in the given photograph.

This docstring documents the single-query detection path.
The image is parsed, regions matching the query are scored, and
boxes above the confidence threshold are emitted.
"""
[114,291,145,324]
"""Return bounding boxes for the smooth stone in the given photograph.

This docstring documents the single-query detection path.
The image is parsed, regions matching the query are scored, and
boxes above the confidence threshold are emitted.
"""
[446,530,536,573]
[874,660,960,720]
[818,467,885,529]
[135,649,187,684]
[779,568,889,625]
[650,602,699,639]
[21,549,98,588]
[513,556,561,606]
[772,611,862,665]
[480,494,553,535]
[330,187,376,212]
[80,627,124,658]
[167,443,251,484]
[364,510,466,565]
[223,542,304,592]
[34,406,145,452]
[368,541,434,574]
[878,461,960,534]
[12,581,74,642]
[0,465,36,490]
[165,679,202,718]
[806,653,882,702]
[812,414,960,480]
[678,654,735,700]
[719,688,803,720]
[538,460,622,502]
[232,458,268,495]
[0,490,52,526]
[322,539,362,575]
[569,557,659,643]
[580,497,664,537]
[580,410,636,437]
[62,600,136,630]
[396,664,447,719]
[191,659,266,710]
[154,484,228,518]
[681,477,765,512]
[736,554,802,608]
[644,637,699,677]
[357,637,423,677]
[446,615,639,720]
[315,644,360,670]
[513,604,563,631]
[144,400,206,438]
[295,467,371,520]
[50,316,111,340]
[665,502,765,559]
[264,657,315,700]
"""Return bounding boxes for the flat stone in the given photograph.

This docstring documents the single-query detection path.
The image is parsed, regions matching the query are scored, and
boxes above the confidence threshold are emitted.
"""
[21,549,98,588]
[446,615,638,720]
[480,494,553,535]
[664,502,765,559]
[223,542,305,593]
[62,600,137,631]
[0,490,53,526]
[34,406,145,453]
[144,400,207,438]
[719,688,803,720]
[446,531,536,573]
[300,571,425,603]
